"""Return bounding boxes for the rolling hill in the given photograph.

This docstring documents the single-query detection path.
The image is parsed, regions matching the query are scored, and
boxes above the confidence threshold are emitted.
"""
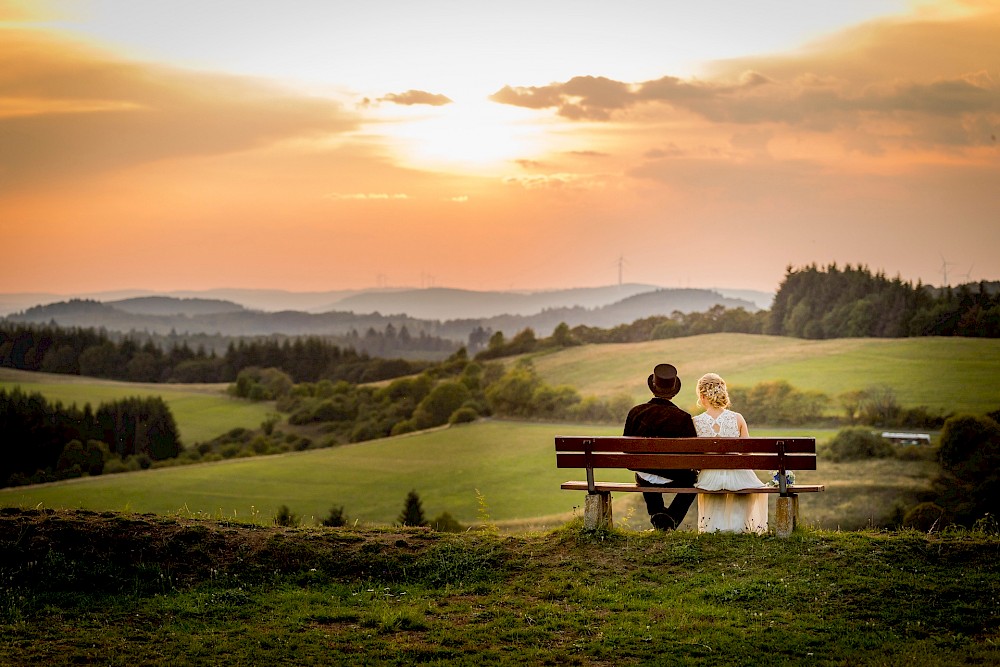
[3,287,761,341]
[2,334,995,530]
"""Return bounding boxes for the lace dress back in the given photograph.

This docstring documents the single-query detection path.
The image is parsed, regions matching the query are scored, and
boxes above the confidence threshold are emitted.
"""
[692,409,767,533]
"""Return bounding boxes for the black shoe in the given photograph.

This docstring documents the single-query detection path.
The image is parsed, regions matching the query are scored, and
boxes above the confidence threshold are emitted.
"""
[650,513,677,531]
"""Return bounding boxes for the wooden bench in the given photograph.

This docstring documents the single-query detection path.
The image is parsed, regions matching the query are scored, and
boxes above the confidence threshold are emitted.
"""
[555,436,824,536]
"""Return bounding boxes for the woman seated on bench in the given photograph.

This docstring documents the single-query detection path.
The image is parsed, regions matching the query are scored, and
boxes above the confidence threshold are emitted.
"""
[693,373,767,534]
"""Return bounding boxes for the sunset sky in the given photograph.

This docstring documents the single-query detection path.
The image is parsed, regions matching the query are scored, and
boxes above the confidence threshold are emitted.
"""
[2,0,998,296]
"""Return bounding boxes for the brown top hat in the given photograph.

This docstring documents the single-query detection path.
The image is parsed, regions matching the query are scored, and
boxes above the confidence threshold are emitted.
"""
[647,363,681,398]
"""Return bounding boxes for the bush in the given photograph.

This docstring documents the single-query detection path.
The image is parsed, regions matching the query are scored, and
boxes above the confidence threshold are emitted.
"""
[448,406,479,424]
[274,505,300,527]
[902,502,946,532]
[930,413,1000,526]
[412,381,472,429]
[938,414,1000,472]
[431,511,465,532]
[322,505,348,527]
[729,381,828,426]
[826,427,895,462]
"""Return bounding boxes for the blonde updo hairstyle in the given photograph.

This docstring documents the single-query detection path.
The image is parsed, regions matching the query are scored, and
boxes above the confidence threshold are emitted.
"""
[696,373,731,410]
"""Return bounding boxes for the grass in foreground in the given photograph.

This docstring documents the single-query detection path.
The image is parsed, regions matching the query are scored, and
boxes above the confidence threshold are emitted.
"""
[1,508,997,666]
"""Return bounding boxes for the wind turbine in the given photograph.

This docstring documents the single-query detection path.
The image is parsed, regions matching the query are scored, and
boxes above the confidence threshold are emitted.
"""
[615,254,629,288]
[958,263,975,283]
[939,254,956,286]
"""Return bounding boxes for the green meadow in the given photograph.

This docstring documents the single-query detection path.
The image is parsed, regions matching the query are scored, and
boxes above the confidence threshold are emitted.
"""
[2,334,996,529]
[0,420,930,532]
[0,421,608,526]
[0,368,274,445]
[527,333,1000,415]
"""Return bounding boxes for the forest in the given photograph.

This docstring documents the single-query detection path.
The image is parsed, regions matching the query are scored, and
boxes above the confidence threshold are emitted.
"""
[0,389,181,486]
[768,263,1000,338]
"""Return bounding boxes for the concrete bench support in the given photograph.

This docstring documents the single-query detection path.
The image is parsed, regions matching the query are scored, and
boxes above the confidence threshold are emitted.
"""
[775,495,799,537]
[584,492,613,530]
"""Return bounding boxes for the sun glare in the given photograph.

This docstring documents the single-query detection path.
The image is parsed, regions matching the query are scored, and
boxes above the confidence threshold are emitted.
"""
[377,99,548,173]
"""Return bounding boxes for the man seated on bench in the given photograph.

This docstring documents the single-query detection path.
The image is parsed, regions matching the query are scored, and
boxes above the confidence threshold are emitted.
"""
[623,363,698,531]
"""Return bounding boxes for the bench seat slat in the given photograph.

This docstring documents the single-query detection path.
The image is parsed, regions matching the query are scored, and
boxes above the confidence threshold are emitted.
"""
[556,452,817,471]
[560,481,826,493]
[555,436,816,454]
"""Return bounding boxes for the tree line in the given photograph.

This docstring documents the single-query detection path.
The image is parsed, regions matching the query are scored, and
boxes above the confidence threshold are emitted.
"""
[4,265,995,391]
[209,348,946,467]
[768,264,1000,338]
[1,388,181,487]
[0,323,433,385]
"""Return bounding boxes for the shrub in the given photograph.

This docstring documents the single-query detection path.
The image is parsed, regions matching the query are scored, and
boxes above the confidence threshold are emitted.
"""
[826,427,895,462]
[938,414,1000,472]
[412,381,472,429]
[274,505,300,527]
[431,511,465,532]
[902,502,946,532]
[931,413,1000,525]
[484,363,541,417]
[729,380,828,426]
[448,406,479,424]
[322,505,348,527]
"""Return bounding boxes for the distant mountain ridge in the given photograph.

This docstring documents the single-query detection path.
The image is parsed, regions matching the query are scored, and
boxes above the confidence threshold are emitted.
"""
[3,287,762,342]
[0,284,774,317]
[112,297,246,316]
[329,284,662,319]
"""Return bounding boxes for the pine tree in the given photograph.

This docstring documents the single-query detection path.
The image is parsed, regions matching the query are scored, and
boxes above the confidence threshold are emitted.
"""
[398,489,428,527]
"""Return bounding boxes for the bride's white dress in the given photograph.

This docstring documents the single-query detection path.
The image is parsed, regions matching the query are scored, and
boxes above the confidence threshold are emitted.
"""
[693,410,767,534]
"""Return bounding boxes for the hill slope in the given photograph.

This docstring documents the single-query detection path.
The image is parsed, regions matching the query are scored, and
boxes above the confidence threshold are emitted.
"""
[528,333,1000,415]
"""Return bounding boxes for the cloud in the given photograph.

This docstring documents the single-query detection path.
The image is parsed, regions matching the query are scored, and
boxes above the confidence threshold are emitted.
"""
[490,73,770,121]
[323,192,410,200]
[378,90,453,106]
[503,172,607,190]
[489,8,1000,151]
[567,150,610,158]
[0,30,361,191]
[490,76,633,120]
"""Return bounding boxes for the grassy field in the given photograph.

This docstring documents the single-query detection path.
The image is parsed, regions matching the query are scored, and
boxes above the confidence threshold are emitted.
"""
[527,334,1000,415]
[2,334,987,529]
[2,509,998,665]
[0,368,274,445]
[0,420,935,531]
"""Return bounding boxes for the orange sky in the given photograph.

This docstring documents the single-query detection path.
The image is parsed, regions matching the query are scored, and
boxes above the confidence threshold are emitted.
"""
[1,0,998,295]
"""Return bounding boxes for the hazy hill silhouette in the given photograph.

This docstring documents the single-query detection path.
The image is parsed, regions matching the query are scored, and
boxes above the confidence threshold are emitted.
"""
[3,287,760,341]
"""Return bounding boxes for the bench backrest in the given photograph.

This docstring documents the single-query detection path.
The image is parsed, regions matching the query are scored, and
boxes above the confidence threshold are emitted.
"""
[555,436,817,492]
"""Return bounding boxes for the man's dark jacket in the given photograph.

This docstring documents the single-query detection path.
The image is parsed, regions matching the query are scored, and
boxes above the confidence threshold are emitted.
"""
[623,397,696,439]
[623,397,697,481]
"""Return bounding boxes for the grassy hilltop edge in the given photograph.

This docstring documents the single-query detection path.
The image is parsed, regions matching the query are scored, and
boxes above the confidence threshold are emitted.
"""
[1,507,998,665]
